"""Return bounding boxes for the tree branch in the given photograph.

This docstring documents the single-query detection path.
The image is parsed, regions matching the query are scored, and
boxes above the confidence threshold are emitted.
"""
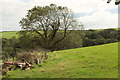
[33,29,45,40]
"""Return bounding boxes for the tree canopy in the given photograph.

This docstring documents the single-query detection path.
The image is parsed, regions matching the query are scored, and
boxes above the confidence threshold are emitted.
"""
[19,4,81,49]
[107,0,120,5]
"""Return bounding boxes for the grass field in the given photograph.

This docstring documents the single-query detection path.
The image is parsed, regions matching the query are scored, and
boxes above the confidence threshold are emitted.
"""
[95,28,120,31]
[1,31,43,39]
[4,42,118,78]
[0,31,18,39]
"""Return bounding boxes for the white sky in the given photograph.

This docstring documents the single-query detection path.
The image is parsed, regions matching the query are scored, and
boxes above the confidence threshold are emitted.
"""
[0,0,118,31]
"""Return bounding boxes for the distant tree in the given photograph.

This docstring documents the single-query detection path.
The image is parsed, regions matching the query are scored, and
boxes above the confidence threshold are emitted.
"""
[86,31,100,39]
[19,4,81,49]
[118,30,120,41]
[100,29,118,39]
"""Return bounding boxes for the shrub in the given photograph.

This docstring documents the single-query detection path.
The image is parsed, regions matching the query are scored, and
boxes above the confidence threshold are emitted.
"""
[100,29,118,39]
[86,31,100,39]
[17,52,36,64]
[83,38,95,47]
[95,38,106,45]
[17,50,48,64]
[106,38,118,43]
[53,31,82,50]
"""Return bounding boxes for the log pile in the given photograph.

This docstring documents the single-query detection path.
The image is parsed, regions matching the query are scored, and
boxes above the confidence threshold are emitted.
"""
[3,61,34,70]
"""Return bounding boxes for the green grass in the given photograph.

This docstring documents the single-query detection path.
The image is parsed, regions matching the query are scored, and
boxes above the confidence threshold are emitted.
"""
[0,60,2,64]
[95,28,120,31]
[114,28,120,30]
[1,31,43,39]
[4,42,118,78]
[0,31,18,39]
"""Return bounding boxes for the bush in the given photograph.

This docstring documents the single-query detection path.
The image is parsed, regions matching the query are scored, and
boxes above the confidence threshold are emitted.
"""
[83,38,95,47]
[53,31,82,50]
[17,50,48,64]
[106,38,118,43]
[95,38,106,45]
[117,30,120,41]
[100,29,118,39]
[86,31,100,39]
[17,52,36,64]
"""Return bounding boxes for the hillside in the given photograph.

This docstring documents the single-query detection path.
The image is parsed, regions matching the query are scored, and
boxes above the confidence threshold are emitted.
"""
[0,31,18,39]
[1,28,119,39]
[95,28,120,31]
[1,31,43,39]
[4,42,118,78]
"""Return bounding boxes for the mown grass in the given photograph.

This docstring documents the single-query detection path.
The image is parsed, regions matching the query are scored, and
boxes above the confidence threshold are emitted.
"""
[4,42,118,78]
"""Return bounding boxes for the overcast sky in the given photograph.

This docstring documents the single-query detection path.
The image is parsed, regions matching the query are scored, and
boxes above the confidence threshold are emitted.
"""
[0,0,118,31]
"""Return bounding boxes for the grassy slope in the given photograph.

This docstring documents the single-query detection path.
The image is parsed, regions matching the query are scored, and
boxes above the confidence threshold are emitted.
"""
[4,42,118,78]
[1,31,43,39]
[0,31,18,39]
[95,28,120,31]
